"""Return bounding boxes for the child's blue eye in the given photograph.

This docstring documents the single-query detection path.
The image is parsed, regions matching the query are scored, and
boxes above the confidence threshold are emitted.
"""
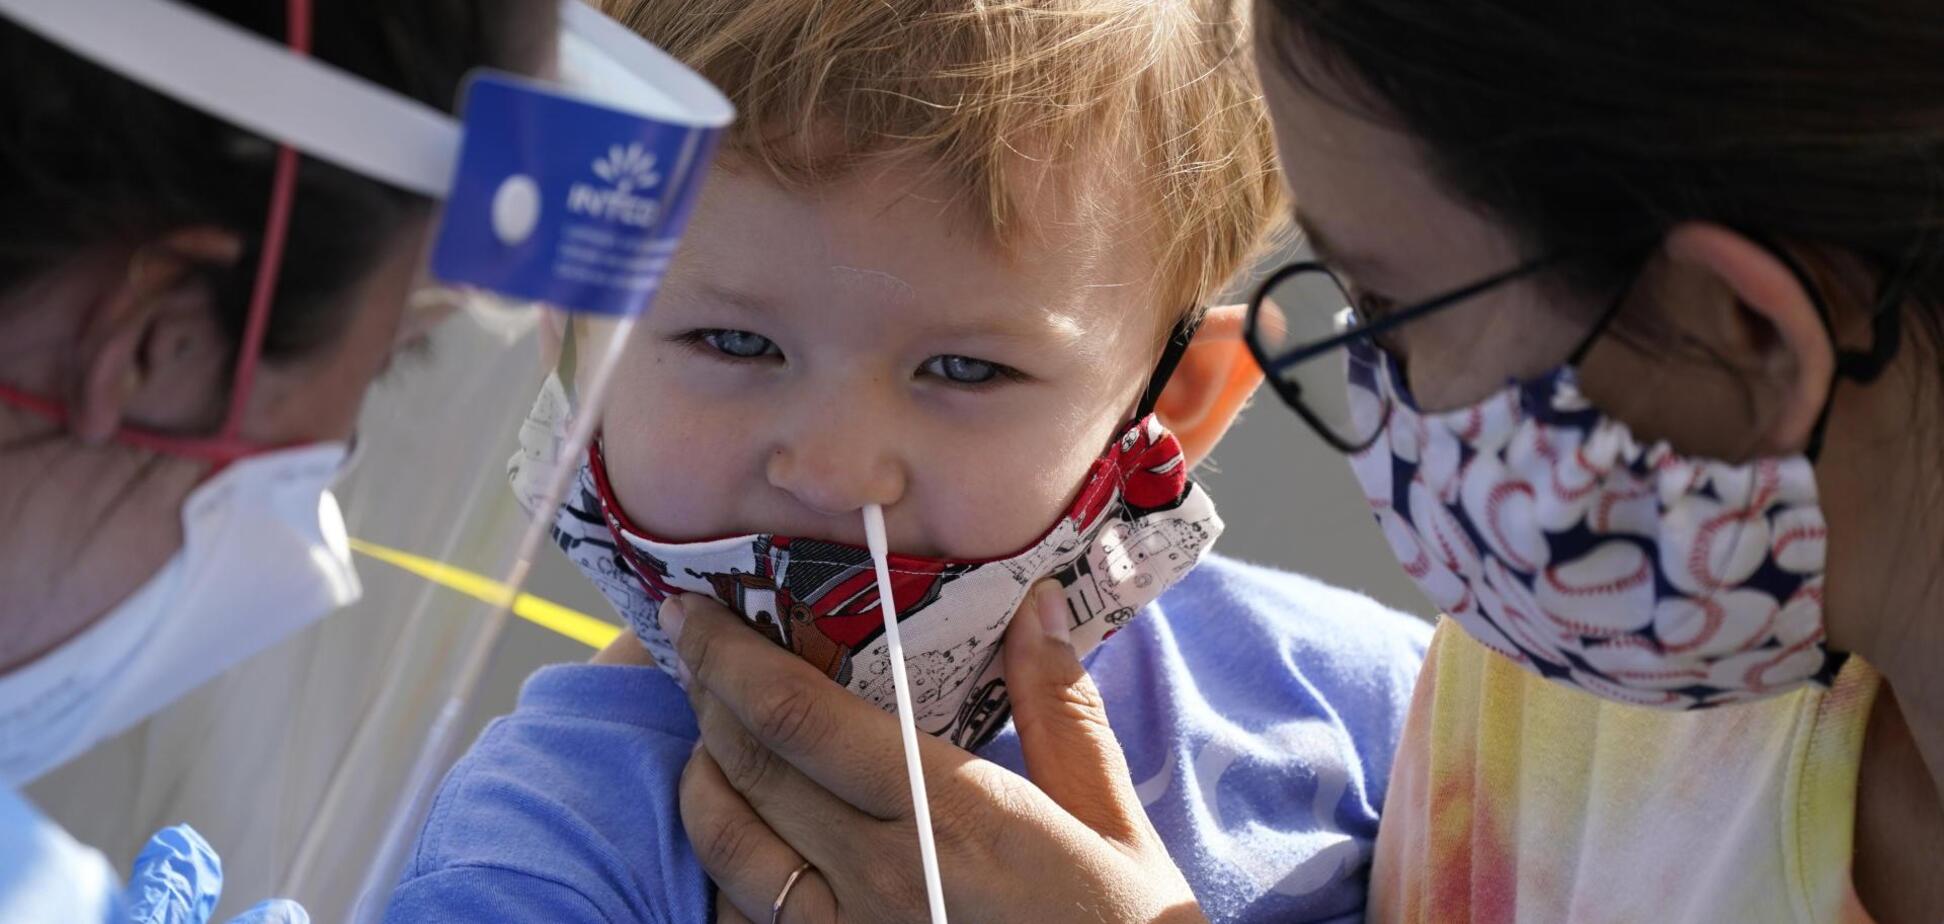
[700,329,781,359]
[921,354,1012,386]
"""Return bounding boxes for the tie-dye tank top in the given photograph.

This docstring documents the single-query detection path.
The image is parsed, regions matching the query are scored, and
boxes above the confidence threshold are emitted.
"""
[1370,620,1880,924]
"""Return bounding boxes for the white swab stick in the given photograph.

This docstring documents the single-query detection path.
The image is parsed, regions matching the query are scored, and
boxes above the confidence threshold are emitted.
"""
[861,504,949,924]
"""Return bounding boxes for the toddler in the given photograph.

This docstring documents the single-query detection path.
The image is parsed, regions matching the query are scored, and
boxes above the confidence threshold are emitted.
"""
[389,2,1429,921]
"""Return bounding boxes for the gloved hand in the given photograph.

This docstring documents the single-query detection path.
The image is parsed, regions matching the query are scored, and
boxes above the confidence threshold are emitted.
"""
[125,824,310,924]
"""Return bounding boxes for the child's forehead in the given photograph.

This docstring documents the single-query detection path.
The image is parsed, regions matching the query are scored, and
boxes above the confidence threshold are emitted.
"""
[827,265,918,302]
[683,159,1169,324]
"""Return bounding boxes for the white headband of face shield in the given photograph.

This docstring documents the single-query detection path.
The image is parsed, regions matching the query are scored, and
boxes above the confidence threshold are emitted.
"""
[0,0,733,199]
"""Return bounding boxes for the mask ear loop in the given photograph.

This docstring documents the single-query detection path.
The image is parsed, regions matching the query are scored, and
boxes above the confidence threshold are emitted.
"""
[205,0,310,465]
[556,312,582,404]
[555,309,602,468]
[1568,234,1909,465]
[1135,310,1203,420]
[1111,310,1205,530]
[0,0,309,471]
[1762,238,1908,463]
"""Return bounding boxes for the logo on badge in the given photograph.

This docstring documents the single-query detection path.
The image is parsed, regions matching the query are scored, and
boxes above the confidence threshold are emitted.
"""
[593,143,663,191]
[569,142,665,228]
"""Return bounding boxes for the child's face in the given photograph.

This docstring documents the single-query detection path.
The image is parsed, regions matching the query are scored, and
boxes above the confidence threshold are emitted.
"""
[595,162,1167,558]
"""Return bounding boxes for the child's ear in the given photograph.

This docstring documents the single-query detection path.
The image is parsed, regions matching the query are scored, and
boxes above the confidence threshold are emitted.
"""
[1154,304,1263,468]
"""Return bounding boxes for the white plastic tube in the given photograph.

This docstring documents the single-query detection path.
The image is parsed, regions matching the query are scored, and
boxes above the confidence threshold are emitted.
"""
[861,504,949,924]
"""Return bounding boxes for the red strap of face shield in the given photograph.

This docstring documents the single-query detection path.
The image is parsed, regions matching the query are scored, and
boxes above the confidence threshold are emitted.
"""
[0,0,311,470]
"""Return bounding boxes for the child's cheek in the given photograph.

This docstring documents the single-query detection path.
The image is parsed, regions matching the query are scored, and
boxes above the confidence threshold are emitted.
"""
[916,414,1109,558]
[601,379,762,541]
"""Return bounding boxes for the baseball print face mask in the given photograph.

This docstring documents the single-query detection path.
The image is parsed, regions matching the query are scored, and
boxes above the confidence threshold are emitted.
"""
[1343,336,1844,709]
[514,375,1222,750]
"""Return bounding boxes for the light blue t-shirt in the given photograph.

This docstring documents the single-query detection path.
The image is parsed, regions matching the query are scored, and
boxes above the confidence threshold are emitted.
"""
[387,554,1430,923]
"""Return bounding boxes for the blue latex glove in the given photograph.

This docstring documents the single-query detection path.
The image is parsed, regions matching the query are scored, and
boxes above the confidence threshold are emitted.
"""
[125,825,309,924]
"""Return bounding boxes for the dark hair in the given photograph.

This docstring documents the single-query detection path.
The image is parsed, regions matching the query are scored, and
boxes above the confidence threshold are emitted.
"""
[1261,1,1944,309]
[0,1,556,358]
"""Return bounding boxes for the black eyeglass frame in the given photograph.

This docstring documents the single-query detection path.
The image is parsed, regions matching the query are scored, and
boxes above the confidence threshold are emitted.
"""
[1247,237,1912,460]
[1242,255,1564,453]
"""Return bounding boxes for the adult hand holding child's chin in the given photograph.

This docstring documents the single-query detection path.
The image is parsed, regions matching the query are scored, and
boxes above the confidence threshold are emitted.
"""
[656,582,1208,924]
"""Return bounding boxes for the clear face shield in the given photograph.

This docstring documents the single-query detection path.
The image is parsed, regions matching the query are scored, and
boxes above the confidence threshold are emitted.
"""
[0,0,729,919]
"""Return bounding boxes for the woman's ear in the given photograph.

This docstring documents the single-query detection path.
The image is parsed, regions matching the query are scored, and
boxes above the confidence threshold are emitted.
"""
[70,228,243,443]
[1154,304,1264,468]
[1661,223,1835,456]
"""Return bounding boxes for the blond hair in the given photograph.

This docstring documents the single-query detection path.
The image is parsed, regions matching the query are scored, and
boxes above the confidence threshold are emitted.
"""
[606,0,1285,328]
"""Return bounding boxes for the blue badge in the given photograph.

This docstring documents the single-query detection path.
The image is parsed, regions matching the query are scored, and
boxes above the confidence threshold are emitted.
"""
[431,73,720,316]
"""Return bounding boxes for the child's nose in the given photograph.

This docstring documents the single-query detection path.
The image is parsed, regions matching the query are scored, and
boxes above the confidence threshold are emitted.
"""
[765,427,908,517]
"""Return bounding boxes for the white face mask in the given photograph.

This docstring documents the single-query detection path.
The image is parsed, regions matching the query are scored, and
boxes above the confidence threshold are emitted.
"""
[0,443,360,785]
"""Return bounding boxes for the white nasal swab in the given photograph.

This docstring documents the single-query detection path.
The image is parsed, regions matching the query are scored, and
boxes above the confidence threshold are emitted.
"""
[861,504,949,924]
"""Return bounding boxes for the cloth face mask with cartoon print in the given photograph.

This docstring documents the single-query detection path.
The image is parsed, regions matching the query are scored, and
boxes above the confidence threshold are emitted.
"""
[514,374,1223,748]
[1343,339,1841,709]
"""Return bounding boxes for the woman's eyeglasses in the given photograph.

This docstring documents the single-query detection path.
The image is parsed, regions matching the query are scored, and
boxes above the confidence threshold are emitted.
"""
[1241,256,1567,453]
